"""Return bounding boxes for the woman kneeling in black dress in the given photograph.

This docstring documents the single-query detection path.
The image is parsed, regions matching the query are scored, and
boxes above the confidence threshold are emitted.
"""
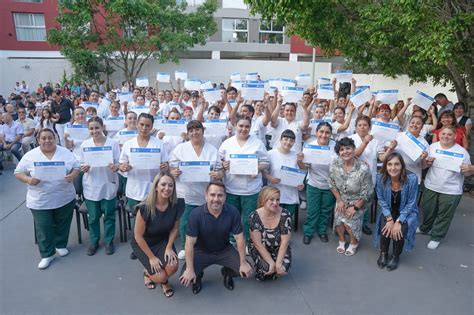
[131,172,182,297]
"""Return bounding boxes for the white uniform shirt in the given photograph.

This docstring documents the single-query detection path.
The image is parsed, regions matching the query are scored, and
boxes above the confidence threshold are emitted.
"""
[306,139,337,190]
[331,121,353,141]
[119,137,169,201]
[171,141,220,206]
[250,116,267,143]
[65,122,89,160]
[350,134,379,184]
[219,135,268,195]
[271,117,303,152]
[267,149,300,204]
[80,138,120,201]
[394,132,429,184]
[14,146,79,209]
[424,142,470,195]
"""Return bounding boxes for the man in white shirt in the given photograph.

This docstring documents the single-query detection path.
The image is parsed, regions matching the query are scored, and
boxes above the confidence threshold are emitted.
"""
[16,107,36,153]
[0,113,24,168]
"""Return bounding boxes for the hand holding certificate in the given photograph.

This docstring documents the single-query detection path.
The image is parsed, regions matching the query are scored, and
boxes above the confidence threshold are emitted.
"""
[129,148,161,170]
[204,119,228,137]
[302,144,333,165]
[229,154,258,175]
[432,149,464,172]
[370,120,400,143]
[397,132,427,162]
[279,166,307,187]
[82,146,113,167]
[117,130,137,144]
[33,161,66,181]
[179,161,211,182]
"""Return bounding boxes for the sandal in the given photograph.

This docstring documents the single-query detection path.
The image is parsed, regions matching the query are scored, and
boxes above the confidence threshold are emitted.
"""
[160,281,174,298]
[336,241,346,254]
[143,271,156,290]
[345,243,359,256]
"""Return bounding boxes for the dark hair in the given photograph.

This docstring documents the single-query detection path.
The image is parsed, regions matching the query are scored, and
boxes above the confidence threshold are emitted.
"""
[280,129,296,140]
[27,103,36,111]
[453,102,465,111]
[334,106,346,115]
[434,93,447,99]
[208,105,221,115]
[87,116,104,126]
[235,114,252,125]
[316,122,332,133]
[242,104,255,115]
[284,103,296,110]
[355,115,371,128]
[334,137,355,154]
[380,152,407,187]
[138,112,154,124]
[187,120,204,132]
[226,86,237,94]
[436,110,457,130]
[206,180,226,192]
[37,128,56,140]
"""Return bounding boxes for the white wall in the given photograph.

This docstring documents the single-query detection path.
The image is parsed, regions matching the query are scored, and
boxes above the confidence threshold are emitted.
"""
[0,55,458,103]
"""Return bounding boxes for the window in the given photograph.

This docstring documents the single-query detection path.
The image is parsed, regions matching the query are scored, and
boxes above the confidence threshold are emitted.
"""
[259,20,285,44]
[222,19,248,43]
[222,0,247,9]
[182,0,205,6]
[13,13,46,41]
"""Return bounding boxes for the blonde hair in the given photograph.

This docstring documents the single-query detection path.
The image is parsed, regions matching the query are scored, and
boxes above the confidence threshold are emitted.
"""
[258,186,280,208]
[142,172,177,217]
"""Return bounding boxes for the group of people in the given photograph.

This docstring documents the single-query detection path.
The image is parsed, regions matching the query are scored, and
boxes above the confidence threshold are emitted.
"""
[3,74,472,298]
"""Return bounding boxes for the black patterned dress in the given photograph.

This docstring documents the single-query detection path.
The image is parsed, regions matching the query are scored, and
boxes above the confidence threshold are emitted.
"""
[248,209,292,280]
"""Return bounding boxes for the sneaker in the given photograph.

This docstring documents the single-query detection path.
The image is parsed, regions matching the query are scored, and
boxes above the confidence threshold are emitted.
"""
[56,248,69,257]
[299,201,307,210]
[178,250,186,260]
[38,256,55,269]
[427,240,440,250]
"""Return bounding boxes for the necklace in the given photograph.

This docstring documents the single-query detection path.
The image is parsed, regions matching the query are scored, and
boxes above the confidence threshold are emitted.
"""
[391,190,400,205]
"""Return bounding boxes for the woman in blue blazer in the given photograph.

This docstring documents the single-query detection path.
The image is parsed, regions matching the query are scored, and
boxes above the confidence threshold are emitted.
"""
[373,152,419,271]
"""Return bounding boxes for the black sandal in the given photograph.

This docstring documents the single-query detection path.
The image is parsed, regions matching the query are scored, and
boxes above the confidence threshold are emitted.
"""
[160,280,174,298]
[143,271,155,290]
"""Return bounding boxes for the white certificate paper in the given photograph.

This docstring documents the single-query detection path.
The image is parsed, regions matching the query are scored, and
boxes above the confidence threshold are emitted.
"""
[156,72,171,83]
[231,80,244,90]
[229,154,258,175]
[184,80,201,91]
[241,83,265,100]
[310,119,332,129]
[105,117,125,131]
[318,77,331,86]
[317,85,335,100]
[158,120,187,136]
[281,86,304,103]
[295,74,311,86]
[117,130,138,144]
[335,70,352,83]
[268,78,296,91]
[230,73,241,81]
[397,132,427,162]
[303,144,333,165]
[82,146,113,167]
[432,149,463,172]
[375,90,398,104]
[200,81,213,90]
[370,120,400,143]
[33,161,66,181]
[411,90,434,111]
[118,92,134,103]
[129,148,161,170]
[245,72,258,81]
[174,71,187,81]
[66,125,89,141]
[136,76,149,87]
[204,119,228,137]
[129,106,149,116]
[179,161,211,183]
[279,166,307,187]
[202,88,222,103]
[350,87,372,107]
[81,102,98,110]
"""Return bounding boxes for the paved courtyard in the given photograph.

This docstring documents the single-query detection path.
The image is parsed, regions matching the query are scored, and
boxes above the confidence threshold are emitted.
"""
[1,163,473,315]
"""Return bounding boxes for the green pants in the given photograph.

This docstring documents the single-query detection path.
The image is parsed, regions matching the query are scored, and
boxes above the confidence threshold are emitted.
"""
[31,200,75,258]
[419,188,462,241]
[180,204,199,248]
[303,185,335,237]
[84,198,117,245]
[226,192,259,241]
[280,203,297,216]
[126,198,141,233]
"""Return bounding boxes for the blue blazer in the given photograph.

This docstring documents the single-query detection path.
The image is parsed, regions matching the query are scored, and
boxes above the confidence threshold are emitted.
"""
[372,172,419,251]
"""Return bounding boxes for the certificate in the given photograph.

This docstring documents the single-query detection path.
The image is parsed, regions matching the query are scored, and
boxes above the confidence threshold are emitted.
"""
[105,116,125,131]
[231,80,244,90]
[350,87,372,108]
[200,81,213,90]
[335,70,352,83]
[174,71,187,81]
[281,86,304,103]
[318,77,331,86]
[371,120,400,143]
[295,74,311,86]
[432,149,463,172]
[268,78,296,91]
[310,119,332,129]
[184,80,201,91]
[65,125,89,141]
[156,72,170,83]
[129,148,161,170]
[80,102,98,110]
[129,106,149,116]
[375,90,398,104]
[204,119,228,137]
[82,146,113,167]
[230,73,241,81]
[228,100,238,109]
[118,92,133,103]
[202,88,222,103]
[302,144,333,165]
[279,166,307,187]
[33,161,66,181]
[179,161,211,183]
[136,76,149,87]
[229,154,258,175]
[117,130,137,144]
[412,90,434,111]
[158,119,187,136]
[245,72,258,81]
[241,83,265,100]
[317,85,335,100]
[397,131,427,162]
[99,98,112,111]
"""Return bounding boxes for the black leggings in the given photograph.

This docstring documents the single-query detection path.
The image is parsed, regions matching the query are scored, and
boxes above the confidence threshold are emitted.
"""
[380,216,408,256]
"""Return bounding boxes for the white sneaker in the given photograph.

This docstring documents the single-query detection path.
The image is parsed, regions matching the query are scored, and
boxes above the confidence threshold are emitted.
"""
[38,256,55,269]
[416,227,423,234]
[299,201,307,210]
[427,240,440,250]
[56,248,69,257]
[178,250,186,260]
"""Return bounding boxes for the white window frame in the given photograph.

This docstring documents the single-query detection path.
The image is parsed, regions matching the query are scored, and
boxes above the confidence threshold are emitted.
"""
[13,12,46,42]
[259,20,285,44]
[221,18,248,43]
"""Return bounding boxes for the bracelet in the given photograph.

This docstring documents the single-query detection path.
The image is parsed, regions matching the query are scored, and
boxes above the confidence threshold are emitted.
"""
[386,218,393,222]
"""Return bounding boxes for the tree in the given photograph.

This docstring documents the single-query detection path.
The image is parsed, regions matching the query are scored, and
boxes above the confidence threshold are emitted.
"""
[48,0,217,84]
[246,0,474,117]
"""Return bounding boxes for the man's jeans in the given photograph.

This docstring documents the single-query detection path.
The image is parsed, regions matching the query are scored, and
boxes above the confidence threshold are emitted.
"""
[0,141,23,162]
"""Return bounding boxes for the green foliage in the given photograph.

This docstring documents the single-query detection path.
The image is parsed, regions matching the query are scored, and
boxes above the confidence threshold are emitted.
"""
[246,0,474,111]
[48,0,217,83]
